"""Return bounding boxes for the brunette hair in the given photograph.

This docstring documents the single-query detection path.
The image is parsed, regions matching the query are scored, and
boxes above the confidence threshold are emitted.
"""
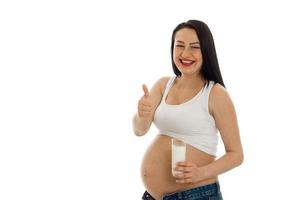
[171,20,225,87]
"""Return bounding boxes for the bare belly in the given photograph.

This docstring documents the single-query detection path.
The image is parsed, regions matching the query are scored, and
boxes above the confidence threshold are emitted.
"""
[141,134,218,200]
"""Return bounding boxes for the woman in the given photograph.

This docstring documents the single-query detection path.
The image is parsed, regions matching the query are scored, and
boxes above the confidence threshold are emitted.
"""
[132,20,243,200]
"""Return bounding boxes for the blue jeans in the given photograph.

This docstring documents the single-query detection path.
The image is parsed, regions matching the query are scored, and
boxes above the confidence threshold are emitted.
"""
[142,182,223,200]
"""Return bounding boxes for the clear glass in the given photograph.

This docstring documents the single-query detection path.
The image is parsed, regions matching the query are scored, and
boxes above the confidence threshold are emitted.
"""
[171,138,186,176]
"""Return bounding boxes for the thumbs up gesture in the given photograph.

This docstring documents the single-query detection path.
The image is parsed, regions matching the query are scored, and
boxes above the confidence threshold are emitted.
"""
[138,84,154,119]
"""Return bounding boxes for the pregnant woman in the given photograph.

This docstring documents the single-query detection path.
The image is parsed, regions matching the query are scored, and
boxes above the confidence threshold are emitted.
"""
[132,20,243,200]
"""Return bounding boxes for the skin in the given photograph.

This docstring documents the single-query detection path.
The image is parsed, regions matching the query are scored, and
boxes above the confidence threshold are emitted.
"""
[134,28,243,199]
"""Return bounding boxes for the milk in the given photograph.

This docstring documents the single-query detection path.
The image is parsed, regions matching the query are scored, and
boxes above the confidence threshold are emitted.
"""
[171,139,186,176]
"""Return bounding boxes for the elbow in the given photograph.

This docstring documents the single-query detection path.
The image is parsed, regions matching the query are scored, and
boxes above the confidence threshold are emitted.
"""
[236,151,244,166]
[133,128,146,137]
[227,150,244,167]
[134,131,144,137]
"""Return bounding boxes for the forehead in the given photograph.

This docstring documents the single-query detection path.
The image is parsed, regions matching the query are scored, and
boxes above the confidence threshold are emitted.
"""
[174,28,199,42]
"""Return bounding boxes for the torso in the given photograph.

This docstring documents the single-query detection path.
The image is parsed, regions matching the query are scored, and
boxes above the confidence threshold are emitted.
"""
[141,76,218,199]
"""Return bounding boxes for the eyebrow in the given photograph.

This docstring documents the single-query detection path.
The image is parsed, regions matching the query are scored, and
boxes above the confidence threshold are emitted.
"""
[175,40,200,45]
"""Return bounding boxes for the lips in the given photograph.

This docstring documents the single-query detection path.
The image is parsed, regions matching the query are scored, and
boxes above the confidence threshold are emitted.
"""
[180,59,195,67]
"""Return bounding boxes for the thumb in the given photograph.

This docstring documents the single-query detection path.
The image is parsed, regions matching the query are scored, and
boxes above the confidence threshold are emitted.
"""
[142,84,150,97]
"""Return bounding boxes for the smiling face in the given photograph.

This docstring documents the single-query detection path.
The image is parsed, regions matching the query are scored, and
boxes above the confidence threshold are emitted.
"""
[173,28,203,76]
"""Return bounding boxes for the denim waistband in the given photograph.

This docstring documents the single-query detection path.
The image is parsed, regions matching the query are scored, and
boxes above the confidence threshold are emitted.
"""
[162,182,221,200]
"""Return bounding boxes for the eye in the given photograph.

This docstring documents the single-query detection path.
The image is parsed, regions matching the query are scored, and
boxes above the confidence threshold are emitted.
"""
[175,44,184,48]
[191,46,200,49]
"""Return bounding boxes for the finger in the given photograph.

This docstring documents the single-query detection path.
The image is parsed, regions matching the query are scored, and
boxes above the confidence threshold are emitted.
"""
[175,177,193,184]
[139,104,152,111]
[177,161,194,167]
[138,99,152,107]
[139,109,152,113]
[175,166,192,173]
[138,100,152,108]
[184,178,193,183]
[173,173,184,178]
[142,84,150,97]
[175,179,185,184]
[141,101,152,107]
[183,172,192,179]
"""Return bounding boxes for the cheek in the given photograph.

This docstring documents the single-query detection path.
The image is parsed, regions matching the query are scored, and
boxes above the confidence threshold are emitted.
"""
[195,53,203,63]
[173,48,179,57]
[173,50,180,61]
[193,50,202,58]
[173,56,179,66]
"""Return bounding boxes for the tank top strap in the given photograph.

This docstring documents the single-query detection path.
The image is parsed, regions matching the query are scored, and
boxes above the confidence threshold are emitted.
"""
[200,80,215,111]
[162,76,177,99]
[206,80,215,93]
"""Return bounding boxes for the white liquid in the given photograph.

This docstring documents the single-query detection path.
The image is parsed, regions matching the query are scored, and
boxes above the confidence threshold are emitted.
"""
[172,144,186,176]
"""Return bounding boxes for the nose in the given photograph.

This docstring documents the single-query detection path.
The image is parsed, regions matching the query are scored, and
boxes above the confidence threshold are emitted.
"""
[181,46,192,58]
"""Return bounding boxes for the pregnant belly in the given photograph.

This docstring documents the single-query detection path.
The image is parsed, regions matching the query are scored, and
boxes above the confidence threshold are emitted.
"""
[141,134,218,200]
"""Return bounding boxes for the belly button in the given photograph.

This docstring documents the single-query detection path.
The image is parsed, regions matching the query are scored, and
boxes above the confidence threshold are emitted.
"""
[143,169,147,177]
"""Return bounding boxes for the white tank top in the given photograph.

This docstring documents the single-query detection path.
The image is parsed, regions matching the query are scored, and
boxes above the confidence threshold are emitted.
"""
[153,76,219,156]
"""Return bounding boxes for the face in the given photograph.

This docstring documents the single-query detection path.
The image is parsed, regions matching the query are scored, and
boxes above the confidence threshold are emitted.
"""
[173,28,203,76]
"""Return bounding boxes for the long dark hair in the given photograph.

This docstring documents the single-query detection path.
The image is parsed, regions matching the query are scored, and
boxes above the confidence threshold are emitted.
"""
[171,20,225,88]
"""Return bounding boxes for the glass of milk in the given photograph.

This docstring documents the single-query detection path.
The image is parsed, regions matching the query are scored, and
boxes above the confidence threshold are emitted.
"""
[171,138,186,176]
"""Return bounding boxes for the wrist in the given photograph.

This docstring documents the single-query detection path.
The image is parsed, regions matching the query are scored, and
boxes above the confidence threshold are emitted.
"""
[137,113,152,123]
[198,165,212,180]
[133,113,152,135]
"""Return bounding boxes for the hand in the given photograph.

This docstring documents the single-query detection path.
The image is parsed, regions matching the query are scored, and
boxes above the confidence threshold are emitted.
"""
[173,161,207,184]
[137,84,154,119]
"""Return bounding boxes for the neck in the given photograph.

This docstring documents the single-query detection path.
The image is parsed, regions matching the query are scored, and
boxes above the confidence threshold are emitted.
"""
[176,74,206,89]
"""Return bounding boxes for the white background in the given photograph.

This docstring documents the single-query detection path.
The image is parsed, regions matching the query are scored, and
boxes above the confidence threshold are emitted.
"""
[1,0,300,199]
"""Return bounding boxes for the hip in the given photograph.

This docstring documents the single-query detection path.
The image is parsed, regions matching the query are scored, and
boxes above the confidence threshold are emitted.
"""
[142,182,223,200]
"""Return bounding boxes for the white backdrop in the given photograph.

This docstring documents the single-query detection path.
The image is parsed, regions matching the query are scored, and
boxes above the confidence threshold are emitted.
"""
[1,0,300,199]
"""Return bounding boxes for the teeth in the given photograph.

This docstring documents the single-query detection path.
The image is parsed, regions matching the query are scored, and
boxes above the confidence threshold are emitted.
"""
[181,59,194,64]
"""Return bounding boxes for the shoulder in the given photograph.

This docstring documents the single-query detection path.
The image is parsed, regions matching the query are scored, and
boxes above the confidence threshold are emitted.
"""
[148,76,172,111]
[210,82,228,98]
[148,76,172,100]
[208,82,233,116]
[156,76,172,95]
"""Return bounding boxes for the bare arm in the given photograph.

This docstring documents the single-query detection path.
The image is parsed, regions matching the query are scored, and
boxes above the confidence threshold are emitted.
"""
[168,83,244,184]
[132,76,170,136]
[132,113,153,136]
[203,84,244,178]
